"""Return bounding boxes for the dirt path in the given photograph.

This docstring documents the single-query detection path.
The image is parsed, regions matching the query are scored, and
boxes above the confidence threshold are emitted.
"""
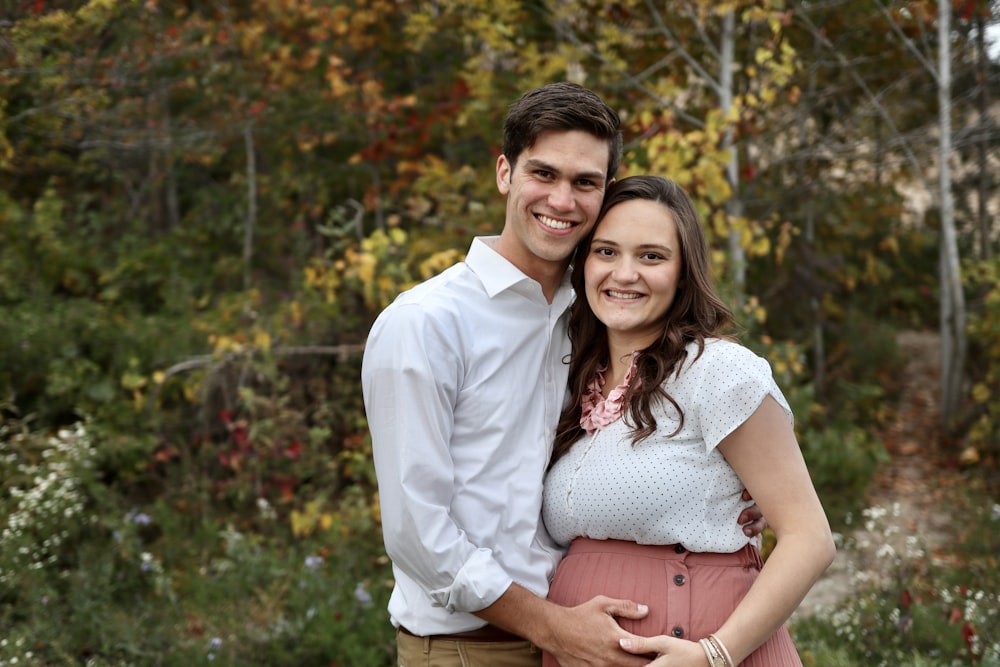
[795,329,960,617]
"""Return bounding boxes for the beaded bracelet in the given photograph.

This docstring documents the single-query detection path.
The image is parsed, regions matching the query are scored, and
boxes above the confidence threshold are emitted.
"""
[707,634,735,667]
[699,638,727,667]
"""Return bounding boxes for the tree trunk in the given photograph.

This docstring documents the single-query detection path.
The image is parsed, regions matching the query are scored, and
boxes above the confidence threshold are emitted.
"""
[243,123,258,291]
[937,0,967,430]
[975,12,992,261]
[720,9,746,307]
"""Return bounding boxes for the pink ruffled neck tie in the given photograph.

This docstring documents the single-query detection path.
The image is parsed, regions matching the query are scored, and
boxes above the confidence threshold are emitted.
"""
[579,351,640,435]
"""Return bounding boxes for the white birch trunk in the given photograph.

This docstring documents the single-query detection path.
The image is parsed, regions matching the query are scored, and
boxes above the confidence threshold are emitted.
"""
[720,9,746,306]
[937,0,966,429]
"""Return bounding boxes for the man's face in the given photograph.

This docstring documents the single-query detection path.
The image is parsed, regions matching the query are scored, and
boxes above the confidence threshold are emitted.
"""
[495,130,610,276]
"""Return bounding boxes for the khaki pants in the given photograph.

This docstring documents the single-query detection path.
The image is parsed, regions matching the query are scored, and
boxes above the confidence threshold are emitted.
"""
[396,627,541,667]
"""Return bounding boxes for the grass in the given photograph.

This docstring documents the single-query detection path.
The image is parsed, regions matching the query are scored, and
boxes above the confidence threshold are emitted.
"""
[791,484,1000,666]
[1,420,997,666]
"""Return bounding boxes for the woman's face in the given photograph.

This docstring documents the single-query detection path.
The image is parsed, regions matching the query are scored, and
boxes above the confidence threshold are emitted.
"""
[584,198,683,349]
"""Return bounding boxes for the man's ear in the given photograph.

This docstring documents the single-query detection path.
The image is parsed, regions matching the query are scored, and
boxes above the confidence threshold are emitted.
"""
[496,155,511,195]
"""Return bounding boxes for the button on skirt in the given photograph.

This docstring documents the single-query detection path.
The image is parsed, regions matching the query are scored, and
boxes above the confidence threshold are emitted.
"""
[543,538,802,666]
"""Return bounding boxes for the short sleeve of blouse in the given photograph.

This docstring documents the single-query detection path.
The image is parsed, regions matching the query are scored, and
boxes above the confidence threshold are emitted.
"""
[689,340,793,452]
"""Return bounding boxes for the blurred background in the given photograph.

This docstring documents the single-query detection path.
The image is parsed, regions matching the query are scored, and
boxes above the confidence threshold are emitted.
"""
[0,1,998,664]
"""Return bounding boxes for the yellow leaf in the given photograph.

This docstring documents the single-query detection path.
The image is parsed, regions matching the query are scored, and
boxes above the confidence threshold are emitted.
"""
[290,510,311,538]
[357,253,376,284]
[389,228,407,246]
[288,300,303,328]
[972,382,991,402]
[254,330,271,352]
[959,446,980,466]
[121,371,147,391]
[755,47,773,65]
[750,235,771,257]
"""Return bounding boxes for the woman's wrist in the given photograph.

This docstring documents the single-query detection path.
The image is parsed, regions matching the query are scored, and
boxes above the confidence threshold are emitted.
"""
[708,634,735,666]
[699,638,725,667]
[699,634,735,667]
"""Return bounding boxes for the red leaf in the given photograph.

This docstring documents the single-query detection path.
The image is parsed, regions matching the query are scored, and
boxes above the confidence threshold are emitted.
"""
[248,100,267,117]
[962,621,976,648]
[284,441,304,461]
[22,0,45,15]
[958,0,976,21]
[154,446,178,463]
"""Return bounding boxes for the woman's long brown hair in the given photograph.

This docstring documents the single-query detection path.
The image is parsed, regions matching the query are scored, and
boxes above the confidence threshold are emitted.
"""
[551,176,735,465]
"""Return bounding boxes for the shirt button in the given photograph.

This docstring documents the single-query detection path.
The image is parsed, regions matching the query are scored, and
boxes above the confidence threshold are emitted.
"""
[672,626,684,638]
[674,544,686,554]
[674,574,686,586]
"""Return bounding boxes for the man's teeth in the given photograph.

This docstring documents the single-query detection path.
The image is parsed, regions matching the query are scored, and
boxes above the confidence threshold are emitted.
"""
[607,290,641,300]
[538,215,574,230]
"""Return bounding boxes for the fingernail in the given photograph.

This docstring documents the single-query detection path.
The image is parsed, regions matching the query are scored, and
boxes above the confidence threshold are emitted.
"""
[638,604,648,613]
[620,639,633,649]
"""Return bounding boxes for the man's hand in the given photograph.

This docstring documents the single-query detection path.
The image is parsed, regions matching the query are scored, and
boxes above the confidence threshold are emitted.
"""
[541,595,651,667]
[739,489,767,538]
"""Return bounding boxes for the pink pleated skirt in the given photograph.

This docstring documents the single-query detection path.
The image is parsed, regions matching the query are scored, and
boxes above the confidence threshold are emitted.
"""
[543,538,802,666]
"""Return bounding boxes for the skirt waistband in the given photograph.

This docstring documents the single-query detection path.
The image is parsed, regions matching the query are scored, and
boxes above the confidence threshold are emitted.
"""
[565,538,762,569]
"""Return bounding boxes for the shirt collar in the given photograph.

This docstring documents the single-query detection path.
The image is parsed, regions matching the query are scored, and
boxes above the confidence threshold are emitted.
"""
[466,237,573,308]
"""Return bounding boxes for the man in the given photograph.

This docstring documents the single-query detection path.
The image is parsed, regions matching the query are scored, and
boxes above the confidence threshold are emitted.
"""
[361,82,764,667]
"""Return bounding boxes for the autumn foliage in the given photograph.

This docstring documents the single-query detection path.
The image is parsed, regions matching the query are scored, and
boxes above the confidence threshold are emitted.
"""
[0,0,998,663]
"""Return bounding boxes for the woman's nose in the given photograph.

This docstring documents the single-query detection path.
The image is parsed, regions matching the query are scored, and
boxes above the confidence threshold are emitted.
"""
[612,258,638,282]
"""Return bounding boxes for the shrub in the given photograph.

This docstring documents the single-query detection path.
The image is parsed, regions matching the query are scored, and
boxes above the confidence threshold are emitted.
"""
[0,418,397,666]
[965,258,1000,494]
[748,335,888,525]
[793,501,1000,666]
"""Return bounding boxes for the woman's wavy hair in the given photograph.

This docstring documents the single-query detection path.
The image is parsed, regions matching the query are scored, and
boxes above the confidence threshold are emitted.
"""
[551,175,734,463]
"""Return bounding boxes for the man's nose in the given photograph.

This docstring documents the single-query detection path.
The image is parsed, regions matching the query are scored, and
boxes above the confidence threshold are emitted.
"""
[548,181,574,210]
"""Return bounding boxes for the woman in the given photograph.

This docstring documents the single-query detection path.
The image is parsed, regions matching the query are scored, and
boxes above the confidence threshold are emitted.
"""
[542,176,835,666]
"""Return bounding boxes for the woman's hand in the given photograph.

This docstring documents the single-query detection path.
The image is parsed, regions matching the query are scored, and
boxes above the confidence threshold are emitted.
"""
[618,636,709,666]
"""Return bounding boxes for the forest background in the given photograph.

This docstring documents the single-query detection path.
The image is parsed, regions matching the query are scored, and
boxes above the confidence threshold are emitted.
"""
[1,0,999,665]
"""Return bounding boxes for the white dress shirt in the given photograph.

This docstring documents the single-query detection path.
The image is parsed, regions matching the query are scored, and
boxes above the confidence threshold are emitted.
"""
[543,339,793,552]
[362,236,572,635]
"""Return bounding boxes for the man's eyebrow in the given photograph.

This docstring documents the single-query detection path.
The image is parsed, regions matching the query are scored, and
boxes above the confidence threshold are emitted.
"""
[521,157,605,182]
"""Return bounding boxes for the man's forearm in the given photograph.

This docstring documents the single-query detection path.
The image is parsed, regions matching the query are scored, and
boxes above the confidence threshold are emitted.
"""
[473,582,556,645]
